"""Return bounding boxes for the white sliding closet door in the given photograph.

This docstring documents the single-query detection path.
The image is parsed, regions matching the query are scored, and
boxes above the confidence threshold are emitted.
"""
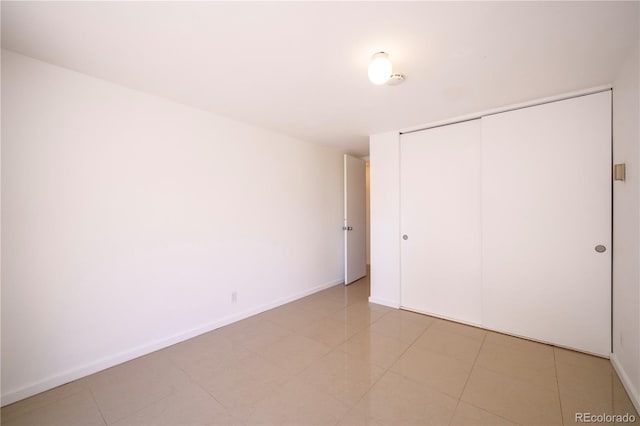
[401,120,482,325]
[482,91,611,356]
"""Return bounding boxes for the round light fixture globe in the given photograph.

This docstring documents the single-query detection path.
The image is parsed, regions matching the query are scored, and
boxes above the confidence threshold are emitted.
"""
[368,52,392,85]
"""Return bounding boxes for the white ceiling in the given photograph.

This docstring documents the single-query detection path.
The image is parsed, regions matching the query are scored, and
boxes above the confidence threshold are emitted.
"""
[2,1,638,156]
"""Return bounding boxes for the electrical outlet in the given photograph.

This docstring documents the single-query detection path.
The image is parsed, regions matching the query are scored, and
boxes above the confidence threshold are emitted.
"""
[232,291,238,303]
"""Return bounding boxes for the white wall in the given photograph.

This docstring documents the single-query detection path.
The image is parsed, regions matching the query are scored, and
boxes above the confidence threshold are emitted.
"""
[1,50,345,405]
[365,163,370,265]
[611,36,640,411]
[369,131,400,308]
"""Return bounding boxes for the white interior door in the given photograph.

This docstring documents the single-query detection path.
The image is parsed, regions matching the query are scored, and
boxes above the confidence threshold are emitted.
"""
[344,154,367,284]
[482,91,611,356]
[400,120,483,325]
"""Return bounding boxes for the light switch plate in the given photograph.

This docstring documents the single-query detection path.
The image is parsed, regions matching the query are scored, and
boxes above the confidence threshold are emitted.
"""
[614,163,626,181]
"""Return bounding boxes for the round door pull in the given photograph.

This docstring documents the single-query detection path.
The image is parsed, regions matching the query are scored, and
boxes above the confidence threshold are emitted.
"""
[595,245,606,253]
[402,235,408,240]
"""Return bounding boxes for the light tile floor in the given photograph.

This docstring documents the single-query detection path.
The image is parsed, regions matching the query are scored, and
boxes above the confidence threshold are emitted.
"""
[2,276,638,425]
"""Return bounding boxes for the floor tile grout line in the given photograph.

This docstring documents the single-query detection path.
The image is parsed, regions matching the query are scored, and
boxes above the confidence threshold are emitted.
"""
[289,298,377,383]
[0,383,88,424]
[332,329,402,426]
[446,333,533,425]
[101,352,219,425]
[164,353,240,423]
[458,345,564,425]
[161,331,276,424]
[198,382,246,423]
[264,281,375,425]
[100,385,180,426]
[447,328,488,426]
[194,343,297,424]
[301,283,392,425]
[85,386,109,426]
[337,312,442,424]
[553,347,566,426]
[457,400,525,426]
[383,312,436,375]
[247,282,368,384]
[339,314,473,425]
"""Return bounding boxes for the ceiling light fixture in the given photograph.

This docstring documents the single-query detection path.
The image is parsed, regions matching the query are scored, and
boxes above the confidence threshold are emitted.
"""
[368,52,405,86]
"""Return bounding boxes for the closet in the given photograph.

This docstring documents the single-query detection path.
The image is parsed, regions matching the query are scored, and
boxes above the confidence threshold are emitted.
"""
[401,119,482,325]
[400,91,611,356]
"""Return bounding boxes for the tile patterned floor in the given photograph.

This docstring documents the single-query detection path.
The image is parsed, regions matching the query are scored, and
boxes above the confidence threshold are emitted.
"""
[2,275,638,425]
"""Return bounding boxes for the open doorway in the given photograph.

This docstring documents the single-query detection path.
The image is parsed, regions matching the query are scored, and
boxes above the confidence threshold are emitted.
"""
[343,154,367,284]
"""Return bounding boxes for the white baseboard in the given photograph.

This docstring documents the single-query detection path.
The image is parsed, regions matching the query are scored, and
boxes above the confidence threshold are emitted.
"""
[1,277,343,406]
[368,296,400,309]
[400,305,483,329]
[611,353,640,414]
